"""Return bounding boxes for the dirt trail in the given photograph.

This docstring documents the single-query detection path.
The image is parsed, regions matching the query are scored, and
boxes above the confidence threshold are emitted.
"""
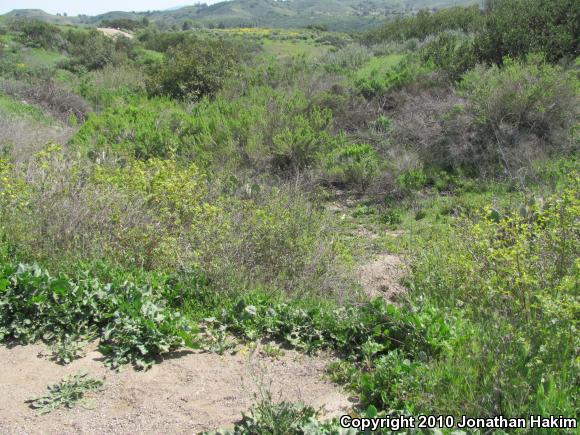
[0,343,350,434]
[328,195,409,302]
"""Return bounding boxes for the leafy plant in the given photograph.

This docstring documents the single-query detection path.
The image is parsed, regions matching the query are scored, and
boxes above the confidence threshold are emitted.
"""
[261,343,285,359]
[214,295,448,364]
[26,372,104,415]
[100,288,186,370]
[47,334,92,365]
[200,317,236,356]
[216,391,349,435]
[0,263,188,370]
[380,208,403,227]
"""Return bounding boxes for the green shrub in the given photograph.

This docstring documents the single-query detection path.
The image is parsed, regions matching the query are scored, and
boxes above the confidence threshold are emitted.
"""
[198,188,353,298]
[322,44,371,72]
[407,171,579,417]
[0,146,211,271]
[72,98,191,159]
[146,37,241,101]
[364,6,482,44]
[9,20,65,50]
[420,31,477,81]
[457,56,578,173]
[271,108,334,174]
[100,18,145,32]
[476,0,579,64]
[323,142,380,190]
[61,29,121,72]
[0,79,91,123]
[396,168,427,192]
[461,56,576,135]
[72,87,340,178]
[77,64,147,110]
[137,30,188,53]
[1,145,352,299]
[369,114,393,132]
[352,204,376,218]
[355,56,431,98]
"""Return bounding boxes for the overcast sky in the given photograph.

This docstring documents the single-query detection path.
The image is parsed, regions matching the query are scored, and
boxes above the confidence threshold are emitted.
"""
[0,1,224,16]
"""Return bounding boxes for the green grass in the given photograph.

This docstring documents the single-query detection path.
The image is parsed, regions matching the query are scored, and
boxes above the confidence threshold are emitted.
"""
[21,47,66,68]
[354,54,405,81]
[133,47,165,66]
[0,94,54,124]
[260,38,329,59]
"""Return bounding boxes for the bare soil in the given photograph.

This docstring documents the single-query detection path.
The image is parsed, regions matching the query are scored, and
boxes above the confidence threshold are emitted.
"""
[358,252,408,302]
[97,28,134,39]
[0,342,350,434]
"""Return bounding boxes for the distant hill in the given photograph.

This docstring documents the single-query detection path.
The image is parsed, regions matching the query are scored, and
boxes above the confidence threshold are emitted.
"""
[3,9,79,24]
[3,0,478,32]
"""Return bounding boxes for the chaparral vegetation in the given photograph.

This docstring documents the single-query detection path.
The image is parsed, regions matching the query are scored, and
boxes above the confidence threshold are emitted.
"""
[0,0,578,432]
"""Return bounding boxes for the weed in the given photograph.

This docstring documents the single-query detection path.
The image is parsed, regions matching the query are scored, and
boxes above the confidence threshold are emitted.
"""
[47,334,92,365]
[414,210,427,221]
[217,390,347,435]
[200,317,236,356]
[352,204,376,218]
[26,372,103,415]
[379,208,403,227]
[260,343,285,359]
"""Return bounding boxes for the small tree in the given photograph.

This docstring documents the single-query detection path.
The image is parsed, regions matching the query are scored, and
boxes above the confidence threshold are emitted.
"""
[147,37,241,101]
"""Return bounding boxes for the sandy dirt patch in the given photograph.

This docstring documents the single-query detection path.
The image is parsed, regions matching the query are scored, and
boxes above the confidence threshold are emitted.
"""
[0,342,350,434]
[97,28,134,39]
[358,253,408,301]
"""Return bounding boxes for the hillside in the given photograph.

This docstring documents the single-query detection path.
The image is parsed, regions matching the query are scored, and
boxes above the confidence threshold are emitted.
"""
[3,9,80,25]
[0,0,577,432]
[4,0,478,31]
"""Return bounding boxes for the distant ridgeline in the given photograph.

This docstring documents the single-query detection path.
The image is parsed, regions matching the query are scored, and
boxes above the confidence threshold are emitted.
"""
[2,0,478,32]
